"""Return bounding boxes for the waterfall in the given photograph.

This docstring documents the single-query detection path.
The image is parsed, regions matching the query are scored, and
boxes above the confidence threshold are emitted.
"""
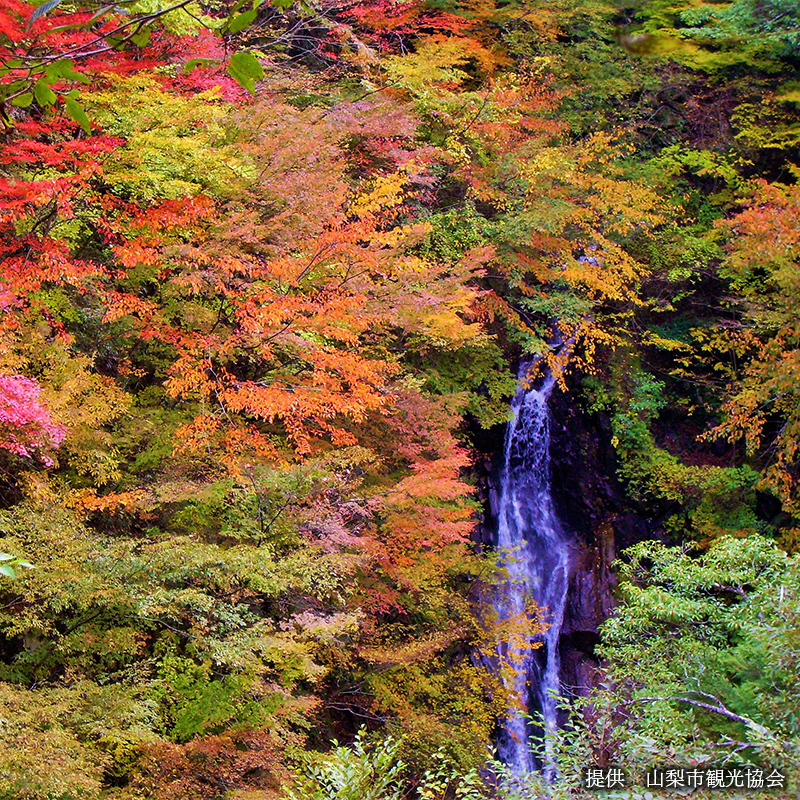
[492,361,570,776]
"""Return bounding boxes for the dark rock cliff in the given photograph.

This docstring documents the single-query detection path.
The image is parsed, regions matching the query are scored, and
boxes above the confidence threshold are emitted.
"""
[547,384,656,696]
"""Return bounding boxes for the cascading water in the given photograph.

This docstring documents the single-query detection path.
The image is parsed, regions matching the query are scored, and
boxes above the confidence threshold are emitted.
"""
[492,362,570,777]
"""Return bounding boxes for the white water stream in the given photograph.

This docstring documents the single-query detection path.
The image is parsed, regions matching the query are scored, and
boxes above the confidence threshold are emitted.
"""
[493,363,570,776]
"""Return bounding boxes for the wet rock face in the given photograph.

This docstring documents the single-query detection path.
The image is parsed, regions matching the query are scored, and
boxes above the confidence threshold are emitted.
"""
[547,385,655,695]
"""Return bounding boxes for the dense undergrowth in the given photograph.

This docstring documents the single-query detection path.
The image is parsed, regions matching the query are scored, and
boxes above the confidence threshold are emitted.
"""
[0,0,798,797]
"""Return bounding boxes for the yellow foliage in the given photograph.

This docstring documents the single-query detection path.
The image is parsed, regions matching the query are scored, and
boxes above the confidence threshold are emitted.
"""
[349,171,409,219]
[384,35,506,98]
[0,684,108,800]
[83,75,255,200]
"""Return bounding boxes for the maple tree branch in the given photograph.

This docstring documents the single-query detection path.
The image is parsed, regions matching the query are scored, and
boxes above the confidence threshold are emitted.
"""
[454,95,490,138]
[307,12,380,64]
[258,495,296,541]
[336,267,370,290]
[253,322,295,347]
[313,79,403,124]
[709,738,760,751]
[26,200,59,238]
[0,595,24,610]
[134,615,192,638]
[291,243,335,286]
[323,702,388,723]
[208,297,231,335]
[34,0,196,64]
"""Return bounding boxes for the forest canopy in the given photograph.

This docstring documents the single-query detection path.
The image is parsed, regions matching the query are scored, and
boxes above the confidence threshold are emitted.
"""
[0,0,798,798]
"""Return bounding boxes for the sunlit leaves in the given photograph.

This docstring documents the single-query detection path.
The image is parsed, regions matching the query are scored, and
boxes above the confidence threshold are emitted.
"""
[227,51,264,94]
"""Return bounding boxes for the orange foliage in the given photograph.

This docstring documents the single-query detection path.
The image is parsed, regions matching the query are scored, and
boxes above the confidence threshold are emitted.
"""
[711,181,800,511]
[132,730,288,800]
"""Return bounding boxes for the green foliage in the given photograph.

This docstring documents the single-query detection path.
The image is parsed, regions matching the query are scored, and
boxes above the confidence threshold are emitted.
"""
[599,536,800,773]
[618,0,799,72]
[0,552,33,579]
[228,51,266,94]
[286,732,406,800]
[130,0,213,35]
[363,655,500,775]
[414,338,517,428]
[0,679,163,800]
[596,362,764,541]
[0,683,108,800]
[420,204,490,264]
[678,0,800,66]
[417,749,491,800]
[153,652,267,742]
